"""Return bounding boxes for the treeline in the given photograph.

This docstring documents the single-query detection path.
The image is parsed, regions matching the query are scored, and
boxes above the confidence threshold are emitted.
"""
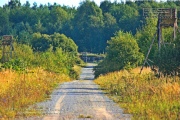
[1,33,82,79]
[0,0,180,77]
[0,0,180,53]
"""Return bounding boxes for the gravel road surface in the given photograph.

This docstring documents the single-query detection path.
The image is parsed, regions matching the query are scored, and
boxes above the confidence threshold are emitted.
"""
[29,63,131,120]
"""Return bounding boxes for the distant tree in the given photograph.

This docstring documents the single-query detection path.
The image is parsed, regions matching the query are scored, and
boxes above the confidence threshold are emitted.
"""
[32,2,37,10]
[31,33,51,52]
[94,31,144,77]
[48,6,69,33]
[24,1,30,8]
[0,8,10,35]
[8,0,21,9]
[135,17,157,60]
[102,13,118,52]
[31,32,78,54]
[110,3,139,34]
[51,33,78,54]
[100,0,112,13]
[33,20,46,33]
[72,0,104,53]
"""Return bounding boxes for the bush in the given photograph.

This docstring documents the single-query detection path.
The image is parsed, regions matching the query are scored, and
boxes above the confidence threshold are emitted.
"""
[153,35,180,76]
[3,59,26,71]
[94,31,144,77]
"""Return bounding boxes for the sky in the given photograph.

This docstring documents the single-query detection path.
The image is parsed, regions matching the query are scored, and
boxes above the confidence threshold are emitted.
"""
[0,0,116,7]
[0,0,166,8]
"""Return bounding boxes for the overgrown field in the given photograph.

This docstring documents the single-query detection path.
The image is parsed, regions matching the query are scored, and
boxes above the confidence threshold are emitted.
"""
[0,39,82,119]
[94,68,180,120]
[0,68,71,119]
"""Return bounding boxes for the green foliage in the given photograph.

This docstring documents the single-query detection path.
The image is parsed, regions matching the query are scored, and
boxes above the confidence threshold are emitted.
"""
[2,59,26,71]
[14,43,34,65]
[1,40,81,79]
[0,1,180,77]
[153,35,180,76]
[135,17,158,60]
[94,31,144,77]
[51,33,78,53]
[136,17,180,76]
[1,1,180,53]
[72,0,104,53]
[31,32,78,55]
[31,32,51,52]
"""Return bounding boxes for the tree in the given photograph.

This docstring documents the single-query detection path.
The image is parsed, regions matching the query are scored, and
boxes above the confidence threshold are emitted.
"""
[153,33,180,76]
[102,13,118,52]
[31,33,51,52]
[51,33,78,54]
[110,3,140,34]
[72,0,104,53]
[0,8,10,35]
[31,32,78,54]
[100,0,112,13]
[47,6,69,33]
[8,0,21,9]
[94,31,144,77]
[135,17,158,60]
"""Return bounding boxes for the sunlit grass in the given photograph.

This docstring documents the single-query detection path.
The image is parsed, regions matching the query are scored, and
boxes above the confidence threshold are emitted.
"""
[94,68,180,120]
[0,68,71,119]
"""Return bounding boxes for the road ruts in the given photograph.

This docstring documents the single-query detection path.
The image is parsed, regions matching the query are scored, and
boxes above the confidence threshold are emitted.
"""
[27,63,131,120]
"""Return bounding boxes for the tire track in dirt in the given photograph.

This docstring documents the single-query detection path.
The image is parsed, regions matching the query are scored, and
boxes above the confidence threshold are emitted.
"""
[25,63,131,120]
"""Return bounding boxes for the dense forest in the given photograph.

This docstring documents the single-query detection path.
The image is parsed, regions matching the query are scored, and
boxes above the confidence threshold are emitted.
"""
[0,0,180,76]
[0,0,179,52]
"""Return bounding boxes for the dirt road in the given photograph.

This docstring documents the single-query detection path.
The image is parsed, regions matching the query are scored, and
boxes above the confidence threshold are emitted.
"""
[31,63,131,120]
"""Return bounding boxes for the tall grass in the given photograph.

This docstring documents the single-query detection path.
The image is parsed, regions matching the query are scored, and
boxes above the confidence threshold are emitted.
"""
[0,68,71,119]
[94,68,180,120]
[0,43,81,119]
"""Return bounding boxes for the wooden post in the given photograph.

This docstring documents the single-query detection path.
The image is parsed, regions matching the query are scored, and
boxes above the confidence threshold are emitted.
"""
[140,8,178,74]
[173,18,177,40]
[157,18,162,52]
[1,35,13,63]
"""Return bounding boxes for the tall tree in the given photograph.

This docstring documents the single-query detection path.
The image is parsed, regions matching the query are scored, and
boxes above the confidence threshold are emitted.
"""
[0,8,10,35]
[8,0,21,9]
[72,0,104,53]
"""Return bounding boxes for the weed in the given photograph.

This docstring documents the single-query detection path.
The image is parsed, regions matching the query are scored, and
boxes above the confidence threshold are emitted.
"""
[0,68,71,119]
[94,68,180,120]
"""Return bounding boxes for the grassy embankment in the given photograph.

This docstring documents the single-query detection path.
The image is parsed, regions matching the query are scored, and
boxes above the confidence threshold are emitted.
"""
[0,69,71,119]
[94,68,180,120]
[0,43,82,119]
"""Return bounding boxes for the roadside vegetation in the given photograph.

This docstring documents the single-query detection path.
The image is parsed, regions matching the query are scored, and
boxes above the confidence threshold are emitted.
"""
[94,3,180,119]
[0,33,82,119]
[93,14,180,120]
[94,68,180,120]
[0,68,71,119]
[0,0,180,119]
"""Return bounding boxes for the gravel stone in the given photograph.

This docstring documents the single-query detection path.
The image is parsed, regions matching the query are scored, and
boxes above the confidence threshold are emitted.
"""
[25,63,131,120]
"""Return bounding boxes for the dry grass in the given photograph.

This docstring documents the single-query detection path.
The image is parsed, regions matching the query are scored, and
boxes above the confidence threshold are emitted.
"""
[94,68,180,120]
[0,68,71,119]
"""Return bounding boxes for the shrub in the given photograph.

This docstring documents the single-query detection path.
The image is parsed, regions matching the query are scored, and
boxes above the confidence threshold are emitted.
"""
[94,31,144,77]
